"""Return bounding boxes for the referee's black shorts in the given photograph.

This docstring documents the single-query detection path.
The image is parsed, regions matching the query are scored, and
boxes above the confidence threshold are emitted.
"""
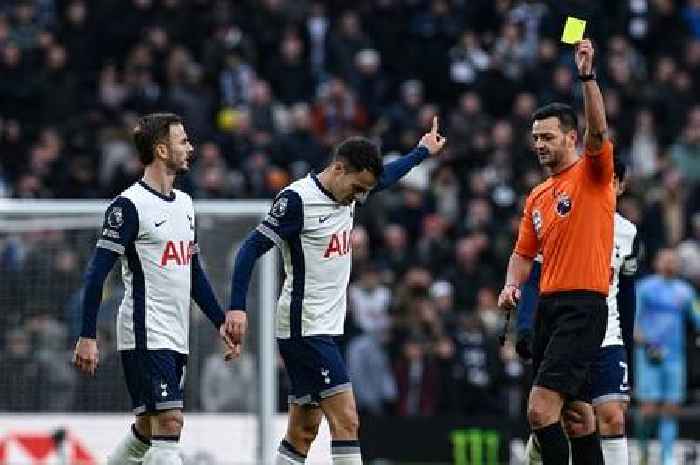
[531,291,608,402]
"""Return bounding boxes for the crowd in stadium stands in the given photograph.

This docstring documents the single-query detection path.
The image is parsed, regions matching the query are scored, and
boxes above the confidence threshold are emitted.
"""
[1,0,700,414]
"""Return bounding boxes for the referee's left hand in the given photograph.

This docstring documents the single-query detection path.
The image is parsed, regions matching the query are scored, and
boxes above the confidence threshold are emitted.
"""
[498,284,520,311]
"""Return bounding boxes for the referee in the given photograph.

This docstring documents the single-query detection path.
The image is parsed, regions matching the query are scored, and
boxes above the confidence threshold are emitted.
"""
[498,39,614,465]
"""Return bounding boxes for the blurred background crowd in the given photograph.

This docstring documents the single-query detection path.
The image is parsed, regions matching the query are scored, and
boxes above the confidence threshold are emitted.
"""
[1,0,700,419]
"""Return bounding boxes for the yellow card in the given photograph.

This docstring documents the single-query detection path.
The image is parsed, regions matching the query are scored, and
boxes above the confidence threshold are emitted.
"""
[561,17,586,44]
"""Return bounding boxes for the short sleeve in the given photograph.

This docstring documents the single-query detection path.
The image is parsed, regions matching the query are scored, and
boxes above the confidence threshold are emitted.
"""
[621,235,640,277]
[584,139,614,185]
[514,195,538,259]
[255,190,303,247]
[96,197,139,255]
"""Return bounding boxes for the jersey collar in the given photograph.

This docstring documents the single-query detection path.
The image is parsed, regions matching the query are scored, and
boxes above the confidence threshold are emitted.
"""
[311,174,337,202]
[138,180,176,202]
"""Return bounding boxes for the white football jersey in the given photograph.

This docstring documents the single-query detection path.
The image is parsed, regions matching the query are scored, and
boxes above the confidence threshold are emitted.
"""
[97,181,197,353]
[602,213,638,347]
[256,174,354,338]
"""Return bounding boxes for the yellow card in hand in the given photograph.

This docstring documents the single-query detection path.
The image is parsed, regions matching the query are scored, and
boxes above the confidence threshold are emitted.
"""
[561,16,586,44]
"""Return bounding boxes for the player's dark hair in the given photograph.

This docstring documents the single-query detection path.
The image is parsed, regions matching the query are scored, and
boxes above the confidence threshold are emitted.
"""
[332,136,384,179]
[613,156,627,181]
[532,103,578,133]
[133,113,183,165]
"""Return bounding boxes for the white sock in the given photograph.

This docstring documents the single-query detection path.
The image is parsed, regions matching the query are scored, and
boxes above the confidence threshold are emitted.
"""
[107,424,150,465]
[601,435,628,465]
[142,439,183,465]
[276,440,306,465]
[525,434,543,465]
[331,440,362,465]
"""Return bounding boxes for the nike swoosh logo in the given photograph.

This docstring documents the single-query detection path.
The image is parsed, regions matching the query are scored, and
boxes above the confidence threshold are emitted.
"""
[319,215,332,223]
[155,220,167,227]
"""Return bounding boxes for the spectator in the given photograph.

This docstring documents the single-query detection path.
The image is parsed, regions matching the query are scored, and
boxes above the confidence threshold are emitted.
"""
[347,330,397,416]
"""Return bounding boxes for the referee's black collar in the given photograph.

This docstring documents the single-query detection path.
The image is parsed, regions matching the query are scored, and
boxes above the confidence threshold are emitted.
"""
[138,180,176,202]
[311,173,337,202]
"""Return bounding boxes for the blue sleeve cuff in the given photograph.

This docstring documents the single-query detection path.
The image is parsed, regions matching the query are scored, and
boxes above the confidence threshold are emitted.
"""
[80,248,119,338]
[191,254,225,329]
[230,230,275,310]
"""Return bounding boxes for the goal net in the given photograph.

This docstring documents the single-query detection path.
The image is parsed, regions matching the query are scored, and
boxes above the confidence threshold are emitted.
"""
[0,199,279,464]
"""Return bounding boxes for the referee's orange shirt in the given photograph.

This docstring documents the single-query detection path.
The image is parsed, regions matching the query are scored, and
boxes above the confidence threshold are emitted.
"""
[515,140,615,296]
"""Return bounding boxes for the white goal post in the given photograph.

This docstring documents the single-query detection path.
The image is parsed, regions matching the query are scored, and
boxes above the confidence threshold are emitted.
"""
[0,199,279,465]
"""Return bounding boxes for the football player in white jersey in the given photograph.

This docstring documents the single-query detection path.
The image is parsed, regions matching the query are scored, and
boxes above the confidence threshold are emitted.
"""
[517,157,638,465]
[228,118,446,465]
[73,113,236,465]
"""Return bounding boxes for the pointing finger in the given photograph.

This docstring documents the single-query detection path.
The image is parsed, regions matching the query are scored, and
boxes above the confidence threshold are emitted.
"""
[431,116,438,135]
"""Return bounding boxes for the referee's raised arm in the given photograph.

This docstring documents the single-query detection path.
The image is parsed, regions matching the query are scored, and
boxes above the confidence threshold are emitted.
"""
[577,38,614,183]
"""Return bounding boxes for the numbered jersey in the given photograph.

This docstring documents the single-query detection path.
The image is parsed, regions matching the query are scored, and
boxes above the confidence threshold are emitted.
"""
[97,181,197,353]
[256,174,354,338]
[602,213,637,347]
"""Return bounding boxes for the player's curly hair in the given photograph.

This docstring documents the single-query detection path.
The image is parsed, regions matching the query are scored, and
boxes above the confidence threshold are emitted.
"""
[532,102,578,133]
[332,136,384,179]
[132,113,183,165]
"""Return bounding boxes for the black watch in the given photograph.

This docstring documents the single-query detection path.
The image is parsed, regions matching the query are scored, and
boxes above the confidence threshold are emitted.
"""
[578,73,596,82]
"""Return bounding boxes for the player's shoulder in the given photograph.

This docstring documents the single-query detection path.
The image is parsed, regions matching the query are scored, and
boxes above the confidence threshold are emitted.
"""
[268,184,304,221]
[106,184,139,214]
[284,176,318,199]
[614,213,637,236]
[173,188,194,206]
[614,214,637,255]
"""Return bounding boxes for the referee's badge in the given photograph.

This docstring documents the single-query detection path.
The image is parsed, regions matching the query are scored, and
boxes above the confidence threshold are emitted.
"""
[555,191,572,217]
[533,209,543,237]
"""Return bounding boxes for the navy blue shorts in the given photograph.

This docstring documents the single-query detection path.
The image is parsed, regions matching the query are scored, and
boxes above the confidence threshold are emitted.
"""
[277,336,352,406]
[591,345,631,406]
[120,349,187,415]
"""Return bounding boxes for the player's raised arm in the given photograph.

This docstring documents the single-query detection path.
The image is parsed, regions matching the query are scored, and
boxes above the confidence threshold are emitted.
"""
[371,116,446,194]
[74,197,138,376]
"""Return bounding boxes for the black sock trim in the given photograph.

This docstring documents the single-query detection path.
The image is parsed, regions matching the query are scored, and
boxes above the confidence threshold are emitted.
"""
[600,434,625,440]
[331,440,360,447]
[570,432,599,443]
[281,439,307,459]
[151,435,180,442]
[131,424,151,445]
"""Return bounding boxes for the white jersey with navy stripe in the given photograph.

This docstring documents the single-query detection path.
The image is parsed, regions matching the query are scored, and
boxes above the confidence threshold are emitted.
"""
[97,181,197,353]
[257,174,354,338]
[602,213,638,347]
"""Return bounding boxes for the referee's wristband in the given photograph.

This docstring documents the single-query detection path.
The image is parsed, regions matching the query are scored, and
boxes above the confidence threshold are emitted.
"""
[578,73,596,82]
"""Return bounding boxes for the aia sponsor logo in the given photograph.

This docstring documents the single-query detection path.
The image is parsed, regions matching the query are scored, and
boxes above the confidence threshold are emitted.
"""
[323,230,351,258]
[161,240,196,266]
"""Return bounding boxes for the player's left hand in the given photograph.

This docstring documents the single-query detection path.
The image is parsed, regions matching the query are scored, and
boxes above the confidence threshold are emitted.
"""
[223,310,247,360]
[575,38,594,76]
[418,116,447,156]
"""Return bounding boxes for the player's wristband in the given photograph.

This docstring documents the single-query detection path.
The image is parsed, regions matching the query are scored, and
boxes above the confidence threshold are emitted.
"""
[578,73,596,82]
[504,283,519,289]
